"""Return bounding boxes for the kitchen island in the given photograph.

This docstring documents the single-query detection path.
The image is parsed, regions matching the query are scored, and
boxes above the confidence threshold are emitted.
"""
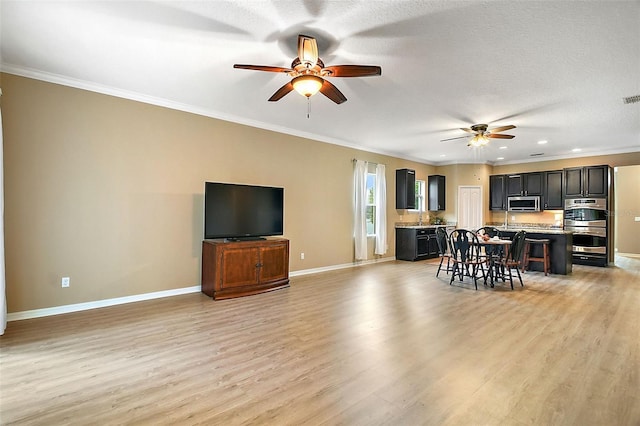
[494,227,573,275]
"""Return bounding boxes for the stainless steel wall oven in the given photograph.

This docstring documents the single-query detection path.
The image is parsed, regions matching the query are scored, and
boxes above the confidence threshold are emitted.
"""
[564,198,608,266]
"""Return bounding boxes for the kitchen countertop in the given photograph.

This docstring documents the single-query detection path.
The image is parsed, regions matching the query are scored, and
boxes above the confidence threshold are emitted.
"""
[491,226,572,235]
[395,223,454,229]
[394,223,572,234]
[395,223,572,234]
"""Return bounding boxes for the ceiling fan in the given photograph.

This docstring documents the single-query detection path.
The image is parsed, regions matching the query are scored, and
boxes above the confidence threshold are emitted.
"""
[233,34,382,104]
[441,124,516,147]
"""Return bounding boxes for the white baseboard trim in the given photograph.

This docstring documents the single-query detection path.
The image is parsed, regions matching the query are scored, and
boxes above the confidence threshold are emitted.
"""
[8,257,397,321]
[616,253,640,259]
[7,285,202,322]
[290,256,396,277]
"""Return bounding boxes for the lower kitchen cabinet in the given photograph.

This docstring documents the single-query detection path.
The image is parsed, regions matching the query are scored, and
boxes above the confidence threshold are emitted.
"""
[396,227,440,261]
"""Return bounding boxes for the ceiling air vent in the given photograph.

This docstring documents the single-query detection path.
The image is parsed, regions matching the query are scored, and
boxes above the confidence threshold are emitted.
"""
[530,153,544,157]
[623,95,640,104]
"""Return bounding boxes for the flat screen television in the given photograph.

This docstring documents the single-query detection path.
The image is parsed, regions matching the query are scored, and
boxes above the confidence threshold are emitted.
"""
[204,182,284,240]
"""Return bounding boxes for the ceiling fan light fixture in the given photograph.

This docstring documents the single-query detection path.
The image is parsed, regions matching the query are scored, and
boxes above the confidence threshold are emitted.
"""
[468,134,489,147]
[292,75,323,98]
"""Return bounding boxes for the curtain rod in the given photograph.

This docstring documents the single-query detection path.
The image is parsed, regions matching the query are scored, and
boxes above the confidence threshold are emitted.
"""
[352,158,386,166]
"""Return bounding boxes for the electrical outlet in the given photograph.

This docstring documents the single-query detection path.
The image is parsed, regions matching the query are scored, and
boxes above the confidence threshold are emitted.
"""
[61,277,70,288]
[300,252,305,260]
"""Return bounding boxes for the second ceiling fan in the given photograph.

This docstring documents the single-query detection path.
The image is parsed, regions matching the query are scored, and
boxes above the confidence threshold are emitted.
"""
[442,124,517,147]
[234,34,382,104]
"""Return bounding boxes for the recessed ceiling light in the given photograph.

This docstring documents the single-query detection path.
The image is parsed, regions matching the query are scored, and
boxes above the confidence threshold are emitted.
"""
[440,154,446,157]
[572,148,582,152]
[499,146,507,150]
[496,157,504,160]
[538,140,548,144]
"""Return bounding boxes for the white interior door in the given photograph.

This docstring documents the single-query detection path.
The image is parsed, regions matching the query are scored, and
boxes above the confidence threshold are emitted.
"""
[457,186,483,230]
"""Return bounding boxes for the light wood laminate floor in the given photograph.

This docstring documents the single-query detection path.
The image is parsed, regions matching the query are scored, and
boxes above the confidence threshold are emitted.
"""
[1,256,639,425]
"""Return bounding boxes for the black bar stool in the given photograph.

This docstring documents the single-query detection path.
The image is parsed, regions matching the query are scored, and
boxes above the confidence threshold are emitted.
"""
[522,238,550,275]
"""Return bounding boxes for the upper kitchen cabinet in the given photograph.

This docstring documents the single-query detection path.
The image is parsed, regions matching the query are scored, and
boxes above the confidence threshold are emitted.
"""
[490,174,507,210]
[396,168,416,209]
[543,170,563,210]
[564,165,610,198]
[428,175,445,211]
[506,172,543,196]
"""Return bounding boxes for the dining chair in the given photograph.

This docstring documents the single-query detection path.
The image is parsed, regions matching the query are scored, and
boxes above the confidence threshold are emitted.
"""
[448,229,486,290]
[496,230,527,290]
[435,226,453,277]
[475,226,503,260]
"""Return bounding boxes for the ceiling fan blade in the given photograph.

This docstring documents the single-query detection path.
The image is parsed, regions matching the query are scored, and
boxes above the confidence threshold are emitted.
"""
[268,82,294,102]
[441,135,471,142]
[234,64,292,73]
[487,133,515,139]
[298,34,318,67]
[319,79,347,104]
[460,127,476,134]
[488,125,516,133]
[322,65,382,77]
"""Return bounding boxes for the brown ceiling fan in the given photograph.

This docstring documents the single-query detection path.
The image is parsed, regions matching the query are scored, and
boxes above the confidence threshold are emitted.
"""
[441,124,516,147]
[233,34,382,104]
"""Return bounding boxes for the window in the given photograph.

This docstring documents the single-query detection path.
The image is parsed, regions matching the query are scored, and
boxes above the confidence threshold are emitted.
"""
[366,173,376,235]
[411,179,426,212]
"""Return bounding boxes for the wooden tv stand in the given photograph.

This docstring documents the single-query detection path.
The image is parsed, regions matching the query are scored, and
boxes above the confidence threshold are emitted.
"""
[201,238,290,300]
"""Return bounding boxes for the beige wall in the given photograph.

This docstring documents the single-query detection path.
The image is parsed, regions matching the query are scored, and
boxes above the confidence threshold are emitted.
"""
[4,73,639,313]
[614,166,640,254]
[2,73,434,312]
[435,163,492,225]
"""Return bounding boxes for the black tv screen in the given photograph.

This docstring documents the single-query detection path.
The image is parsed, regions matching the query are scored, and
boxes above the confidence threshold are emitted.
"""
[204,182,284,240]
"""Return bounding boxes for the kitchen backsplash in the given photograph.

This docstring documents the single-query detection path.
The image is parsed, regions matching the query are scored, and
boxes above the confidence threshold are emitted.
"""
[489,210,563,227]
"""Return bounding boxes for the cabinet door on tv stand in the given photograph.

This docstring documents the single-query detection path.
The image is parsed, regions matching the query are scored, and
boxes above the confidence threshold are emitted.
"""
[259,243,290,284]
[220,246,261,288]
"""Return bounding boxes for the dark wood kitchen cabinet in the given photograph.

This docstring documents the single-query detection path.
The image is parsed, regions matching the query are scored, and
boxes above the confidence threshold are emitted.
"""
[396,169,416,209]
[506,172,543,197]
[490,174,507,210]
[564,165,609,198]
[396,228,439,261]
[543,170,563,210]
[428,175,445,211]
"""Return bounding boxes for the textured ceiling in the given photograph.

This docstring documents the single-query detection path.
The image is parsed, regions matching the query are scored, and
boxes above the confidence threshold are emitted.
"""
[1,0,639,165]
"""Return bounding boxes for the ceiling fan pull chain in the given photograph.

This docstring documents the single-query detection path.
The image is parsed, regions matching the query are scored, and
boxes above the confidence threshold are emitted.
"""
[307,97,311,119]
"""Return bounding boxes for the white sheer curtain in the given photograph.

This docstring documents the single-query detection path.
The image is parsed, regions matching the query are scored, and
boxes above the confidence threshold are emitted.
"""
[374,164,388,255]
[1,103,6,335]
[353,160,368,261]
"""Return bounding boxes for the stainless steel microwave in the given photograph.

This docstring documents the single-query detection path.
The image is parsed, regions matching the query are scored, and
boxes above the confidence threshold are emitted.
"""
[507,196,541,212]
